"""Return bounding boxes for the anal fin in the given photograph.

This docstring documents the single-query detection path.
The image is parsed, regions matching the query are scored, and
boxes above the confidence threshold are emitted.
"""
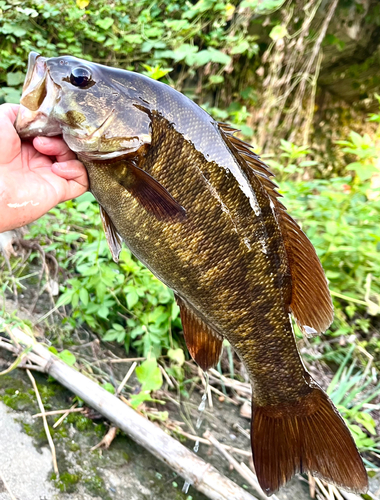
[100,205,123,263]
[176,295,223,371]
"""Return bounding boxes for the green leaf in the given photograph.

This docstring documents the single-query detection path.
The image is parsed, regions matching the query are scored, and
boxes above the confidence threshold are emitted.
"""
[58,350,76,366]
[6,72,25,87]
[136,358,163,392]
[269,25,288,41]
[230,40,249,55]
[208,75,224,85]
[168,348,185,366]
[102,330,120,341]
[97,304,110,319]
[96,17,114,30]
[79,288,89,307]
[207,48,231,65]
[101,382,115,394]
[126,290,139,309]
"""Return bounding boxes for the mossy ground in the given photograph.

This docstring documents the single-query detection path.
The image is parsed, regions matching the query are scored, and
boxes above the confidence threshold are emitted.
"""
[0,366,211,499]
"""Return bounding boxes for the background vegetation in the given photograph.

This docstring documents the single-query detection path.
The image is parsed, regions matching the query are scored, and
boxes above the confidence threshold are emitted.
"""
[1,0,380,480]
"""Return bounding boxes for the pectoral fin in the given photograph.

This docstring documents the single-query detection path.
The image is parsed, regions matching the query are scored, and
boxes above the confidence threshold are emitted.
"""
[118,161,186,222]
[176,295,223,371]
[100,206,123,263]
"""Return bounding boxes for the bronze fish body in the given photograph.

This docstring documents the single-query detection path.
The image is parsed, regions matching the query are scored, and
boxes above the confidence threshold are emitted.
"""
[16,52,368,496]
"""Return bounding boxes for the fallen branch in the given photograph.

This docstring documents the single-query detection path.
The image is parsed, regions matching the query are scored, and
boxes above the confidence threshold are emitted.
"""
[0,322,257,500]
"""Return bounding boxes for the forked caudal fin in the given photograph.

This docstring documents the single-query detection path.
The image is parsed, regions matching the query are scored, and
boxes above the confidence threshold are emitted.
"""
[251,384,368,496]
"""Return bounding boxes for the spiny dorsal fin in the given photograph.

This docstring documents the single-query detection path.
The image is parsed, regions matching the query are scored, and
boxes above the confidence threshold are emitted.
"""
[218,122,334,335]
[176,295,223,370]
[100,205,123,263]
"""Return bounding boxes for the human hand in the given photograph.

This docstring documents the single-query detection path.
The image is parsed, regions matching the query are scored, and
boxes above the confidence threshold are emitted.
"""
[0,103,88,233]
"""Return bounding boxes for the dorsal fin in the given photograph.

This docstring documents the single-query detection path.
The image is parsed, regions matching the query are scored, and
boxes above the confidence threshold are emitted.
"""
[175,295,223,370]
[218,123,334,335]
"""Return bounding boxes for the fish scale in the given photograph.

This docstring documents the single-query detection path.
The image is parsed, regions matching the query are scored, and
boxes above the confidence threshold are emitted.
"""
[15,52,368,497]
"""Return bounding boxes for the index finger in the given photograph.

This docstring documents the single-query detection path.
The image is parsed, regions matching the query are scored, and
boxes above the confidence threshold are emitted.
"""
[33,136,77,162]
[0,104,21,164]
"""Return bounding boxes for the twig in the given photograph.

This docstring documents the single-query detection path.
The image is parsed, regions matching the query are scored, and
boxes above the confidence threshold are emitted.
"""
[308,473,316,498]
[209,384,238,405]
[91,425,118,451]
[169,427,251,457]
[208,369,251,395]
[93,356,146,365]
[26,369,59,477]
[32,406,83,418]
[315,478,332,500]
[200,369,213,408]
[0,470,17,500]
[53,404,81,429]
[116,361,137,396]
[232,423,250,440]
[204,430,274,500]
[159,364,175,388]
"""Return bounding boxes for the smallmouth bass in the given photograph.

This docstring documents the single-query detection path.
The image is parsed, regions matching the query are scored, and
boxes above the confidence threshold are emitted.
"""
[15,52,368,496]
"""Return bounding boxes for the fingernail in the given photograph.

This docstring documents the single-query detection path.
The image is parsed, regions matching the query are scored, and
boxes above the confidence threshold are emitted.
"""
[36,137,46,145]
[53,162,67,169]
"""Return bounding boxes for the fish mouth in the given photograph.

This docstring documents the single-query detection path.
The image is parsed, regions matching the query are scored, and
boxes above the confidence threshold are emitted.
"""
[15,52,62,139]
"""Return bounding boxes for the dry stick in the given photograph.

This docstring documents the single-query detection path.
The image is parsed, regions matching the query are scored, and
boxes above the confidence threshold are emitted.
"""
[204,430,276,500]
[53,404,80,429]
[159,363,175,389]
[91,425,118,451]
[170,428,251,457]
[199,368,213,409]
[331,485,344,500]
[116,361,137,395]
[26,369,59,478]
[32,406,83,418]
[5,326,256,500]
[209,383,238,405]
[96,357,145,365]
[0,470,17,500]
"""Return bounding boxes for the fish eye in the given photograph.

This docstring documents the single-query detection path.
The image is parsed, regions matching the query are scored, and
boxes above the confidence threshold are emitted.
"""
[70,67,93,88]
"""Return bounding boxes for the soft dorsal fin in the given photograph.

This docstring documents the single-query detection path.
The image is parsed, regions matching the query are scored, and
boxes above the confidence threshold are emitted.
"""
[100,205,123,263]
[175,295,223,370]
[117,159,186,222]
[218,123,333,335]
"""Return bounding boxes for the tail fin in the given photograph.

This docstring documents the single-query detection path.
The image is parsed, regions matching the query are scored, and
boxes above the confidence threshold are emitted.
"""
[251,385,368,496]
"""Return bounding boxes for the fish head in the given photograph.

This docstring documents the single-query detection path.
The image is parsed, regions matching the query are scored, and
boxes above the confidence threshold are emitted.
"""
[16,52,152,159]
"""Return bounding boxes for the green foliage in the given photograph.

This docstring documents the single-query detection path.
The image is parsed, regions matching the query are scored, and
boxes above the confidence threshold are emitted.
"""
[130,357,164,408]
[327,347,380,457]
[266,125,380,340]
[0,0,261,125]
